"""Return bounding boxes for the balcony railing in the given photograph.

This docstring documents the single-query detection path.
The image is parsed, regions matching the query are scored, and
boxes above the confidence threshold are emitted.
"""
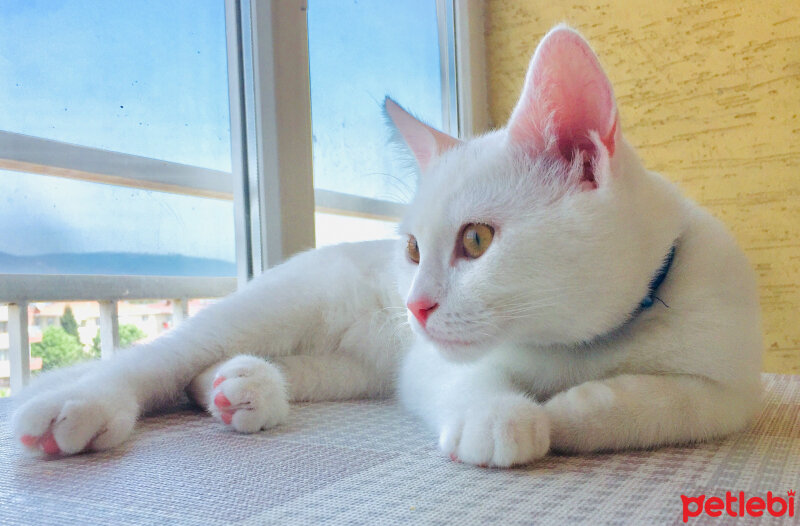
[0,275,238,393]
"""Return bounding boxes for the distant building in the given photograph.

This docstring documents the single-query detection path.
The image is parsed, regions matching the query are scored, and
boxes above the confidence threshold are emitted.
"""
[1,299,214,386]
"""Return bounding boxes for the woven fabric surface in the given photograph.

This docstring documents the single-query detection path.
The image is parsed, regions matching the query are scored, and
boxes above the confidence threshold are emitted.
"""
[1,373,798,525]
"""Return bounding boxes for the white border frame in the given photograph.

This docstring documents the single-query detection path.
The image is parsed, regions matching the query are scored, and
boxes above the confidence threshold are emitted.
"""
[436,0,489,139]
[454,0,490,137]
[245,0,316,271]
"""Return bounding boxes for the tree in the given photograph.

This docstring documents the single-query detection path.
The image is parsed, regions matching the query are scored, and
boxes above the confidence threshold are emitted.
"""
[60,306,79,339]
[119,324,147,348]
[32,326,85,371]
[90,324,147,358]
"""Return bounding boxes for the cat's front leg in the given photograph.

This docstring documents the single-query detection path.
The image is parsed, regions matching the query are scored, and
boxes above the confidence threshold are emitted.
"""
[12,364,139,455]
[188,355,289,433]
[439,392,551,467]
[399,343,550,467]
[544,374,761,453]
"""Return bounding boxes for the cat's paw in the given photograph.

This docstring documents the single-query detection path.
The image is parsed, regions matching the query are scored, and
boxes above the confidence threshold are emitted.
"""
[439,394,550,468]
[12,383,138,456]
[209,355,289,433]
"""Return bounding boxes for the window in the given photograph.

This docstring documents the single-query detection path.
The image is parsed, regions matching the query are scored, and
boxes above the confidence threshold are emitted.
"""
[0,0,484,395]
[0,0,235,277]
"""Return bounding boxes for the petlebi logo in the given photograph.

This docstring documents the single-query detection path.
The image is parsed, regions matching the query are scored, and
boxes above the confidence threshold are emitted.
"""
[681,490,796,523]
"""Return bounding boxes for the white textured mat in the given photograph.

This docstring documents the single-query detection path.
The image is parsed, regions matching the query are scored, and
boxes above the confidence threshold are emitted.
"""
[1,374,798,525]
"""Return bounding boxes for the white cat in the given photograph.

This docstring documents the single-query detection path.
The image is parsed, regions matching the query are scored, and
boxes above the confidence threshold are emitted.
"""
[12,26,762,467]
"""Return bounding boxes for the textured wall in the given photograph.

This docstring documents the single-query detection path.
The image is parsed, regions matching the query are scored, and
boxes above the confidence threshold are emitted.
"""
[485,0,800,373]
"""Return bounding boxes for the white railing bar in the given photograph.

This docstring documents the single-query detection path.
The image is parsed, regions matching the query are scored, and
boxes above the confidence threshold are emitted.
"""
[172,298,189,326]
[98,301,119,360]
[8,302,30,393]
[0,130,233,200]
[0,275,237,303]
[314,189,406,221]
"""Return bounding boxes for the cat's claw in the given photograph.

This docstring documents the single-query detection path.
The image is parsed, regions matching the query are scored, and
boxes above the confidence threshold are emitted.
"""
[208,355,289,433]
[13,387,138,456]
[439,394,550,468]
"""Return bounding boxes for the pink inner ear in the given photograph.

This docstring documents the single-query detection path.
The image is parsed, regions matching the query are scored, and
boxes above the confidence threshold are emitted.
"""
[509,27,617,161]
[385,98,460,171]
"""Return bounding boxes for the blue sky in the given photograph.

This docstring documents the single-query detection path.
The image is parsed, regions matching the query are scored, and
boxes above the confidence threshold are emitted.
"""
[0,0,442,274]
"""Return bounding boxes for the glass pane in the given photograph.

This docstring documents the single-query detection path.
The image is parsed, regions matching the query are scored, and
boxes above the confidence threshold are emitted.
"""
[0,0,231,172]
[0,170,236,276]
[308,0,443,204]
[315,213,398,247]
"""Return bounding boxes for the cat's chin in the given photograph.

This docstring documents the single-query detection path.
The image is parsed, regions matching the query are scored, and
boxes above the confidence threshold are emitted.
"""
[420,333,491,363]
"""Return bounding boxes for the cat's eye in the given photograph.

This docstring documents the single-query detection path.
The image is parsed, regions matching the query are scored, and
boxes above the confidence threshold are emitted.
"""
[407,235,420,264]
[460,223,494,259]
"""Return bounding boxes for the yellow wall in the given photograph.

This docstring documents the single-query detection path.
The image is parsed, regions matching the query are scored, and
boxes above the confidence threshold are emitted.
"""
[485,0,800,373]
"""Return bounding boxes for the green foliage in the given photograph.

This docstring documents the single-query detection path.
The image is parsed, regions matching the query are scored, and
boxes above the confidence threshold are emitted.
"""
[90,332,101,359]
[60,306,79,339]
[0,387,10,398]
[119,324,147,347]
[31,326,86,371]
[91,324,147,357]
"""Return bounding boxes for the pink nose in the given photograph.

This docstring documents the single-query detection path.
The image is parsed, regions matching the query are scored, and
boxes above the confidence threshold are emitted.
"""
[407,298,439,328]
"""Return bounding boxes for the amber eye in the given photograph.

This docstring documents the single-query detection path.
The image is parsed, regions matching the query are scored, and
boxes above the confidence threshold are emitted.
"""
[407,235,420,264]
[460,223,494,259]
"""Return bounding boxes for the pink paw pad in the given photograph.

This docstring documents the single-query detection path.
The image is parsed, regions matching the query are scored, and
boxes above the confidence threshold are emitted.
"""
[449,453,461,463]
[39,432,61,455]
[220,412,233,425]
[20,434,38,447]
[214,392,231,408]
[212,375,225,389]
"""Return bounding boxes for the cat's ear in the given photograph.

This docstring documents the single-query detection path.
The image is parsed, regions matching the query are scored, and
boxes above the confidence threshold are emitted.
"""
[384,97,460,172]
[507,26,619,187]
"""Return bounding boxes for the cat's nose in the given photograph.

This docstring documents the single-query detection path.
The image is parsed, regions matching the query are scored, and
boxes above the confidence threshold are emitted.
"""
[407,298,439,328]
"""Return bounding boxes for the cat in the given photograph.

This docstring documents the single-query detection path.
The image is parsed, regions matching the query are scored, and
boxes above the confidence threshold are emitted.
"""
[12,25,762,467]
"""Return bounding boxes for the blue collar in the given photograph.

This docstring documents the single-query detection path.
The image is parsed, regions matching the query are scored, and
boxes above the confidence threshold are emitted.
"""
[638,245,676,312]
[584,244,676,346]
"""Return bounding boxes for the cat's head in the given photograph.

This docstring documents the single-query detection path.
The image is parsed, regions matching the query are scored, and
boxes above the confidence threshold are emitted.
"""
[387,25,682,362]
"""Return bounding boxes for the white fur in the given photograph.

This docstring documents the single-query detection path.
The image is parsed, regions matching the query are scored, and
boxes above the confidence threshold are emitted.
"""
[194,355,289,433]
[13,27,761,467]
